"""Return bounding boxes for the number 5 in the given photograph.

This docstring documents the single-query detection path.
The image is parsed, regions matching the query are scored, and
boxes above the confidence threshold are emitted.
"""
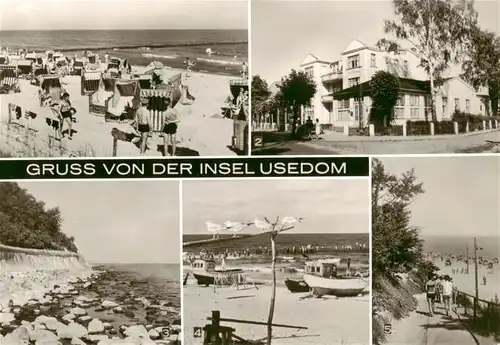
[384,324,392,334]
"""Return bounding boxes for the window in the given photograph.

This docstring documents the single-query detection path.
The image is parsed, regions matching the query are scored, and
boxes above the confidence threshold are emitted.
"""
[442,97,448,117]
[465,99,470,113]
[339,99,350,109]
[410,94,419,119]
[347,54,360,69]
[348,77,360,87]
[304,66,314,79]
[370,53,376,67]
[394,95,405,119]
[403,60,408,71]
[454,98,460,110]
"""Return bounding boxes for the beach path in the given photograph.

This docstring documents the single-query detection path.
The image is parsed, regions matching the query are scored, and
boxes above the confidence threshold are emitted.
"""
[386,293,496,345]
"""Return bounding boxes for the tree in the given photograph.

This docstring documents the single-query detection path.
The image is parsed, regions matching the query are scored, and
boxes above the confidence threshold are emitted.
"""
[251,75,272,125]
[372,159,425,279]
[369,71,401,128]
[0,182,78,252]
[277,70,316,135]
[253,216,303,345]
[461,27,500,116]
[378,0,478,121]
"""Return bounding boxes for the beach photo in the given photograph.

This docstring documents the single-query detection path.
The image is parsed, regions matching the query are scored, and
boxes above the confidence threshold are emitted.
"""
[0,0,249,158]
[371,156,500,344]
[0,181,181,344]
[182,179,371,345]
[251,0,500,155]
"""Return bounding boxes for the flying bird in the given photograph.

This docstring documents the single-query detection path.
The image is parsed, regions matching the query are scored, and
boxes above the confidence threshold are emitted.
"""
[253,219,272,231]
[205,221,225,239]
[280,216,305,227]
[224,221,253,237]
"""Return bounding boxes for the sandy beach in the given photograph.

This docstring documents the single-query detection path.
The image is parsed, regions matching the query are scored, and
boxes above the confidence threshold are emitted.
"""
[435,260,500,301]
[183,275,370,345]
[0,67,237,157]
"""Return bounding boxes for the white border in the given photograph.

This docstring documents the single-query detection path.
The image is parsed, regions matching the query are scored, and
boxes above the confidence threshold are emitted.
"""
[247,0,253,156]
[368,156,373,345]
[179,179,184,345]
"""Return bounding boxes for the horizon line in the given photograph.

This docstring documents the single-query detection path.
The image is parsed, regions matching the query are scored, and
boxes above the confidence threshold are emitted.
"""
[184,232,370,235]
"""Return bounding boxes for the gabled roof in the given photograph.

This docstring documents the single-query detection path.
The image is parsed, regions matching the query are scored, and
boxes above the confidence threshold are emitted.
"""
[300,53,332,66]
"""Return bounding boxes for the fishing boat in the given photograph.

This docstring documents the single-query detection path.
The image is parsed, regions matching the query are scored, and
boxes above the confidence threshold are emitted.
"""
[303,274,367,297]
[191,258,244,286]
[285,258,368,296]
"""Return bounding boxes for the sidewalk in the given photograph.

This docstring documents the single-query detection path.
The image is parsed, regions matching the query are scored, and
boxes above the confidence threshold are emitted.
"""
[386,293,497,345]
[300,130,500,154]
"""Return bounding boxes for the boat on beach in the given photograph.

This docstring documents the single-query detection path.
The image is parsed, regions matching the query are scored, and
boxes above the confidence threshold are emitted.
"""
[284,258,369,295]
[191,258,244,286]
[303,274,367,297]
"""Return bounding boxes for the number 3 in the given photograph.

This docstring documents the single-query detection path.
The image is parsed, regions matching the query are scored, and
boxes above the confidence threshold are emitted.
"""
[161,327,171,337]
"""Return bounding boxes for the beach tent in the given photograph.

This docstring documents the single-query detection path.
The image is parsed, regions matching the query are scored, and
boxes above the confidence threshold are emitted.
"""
[81,71,102,95]
[89,79,114,116]
[88,54,98,64]
[0,57,7,65]
[106,79,140,121]
[144,61,165,74]
[0,66,18,93]
[140,87,181,132]
[25,53,37,63]
[72,58,85,75]
[16,60,33,76]
[133,74,153,89]
[39,75,62,104]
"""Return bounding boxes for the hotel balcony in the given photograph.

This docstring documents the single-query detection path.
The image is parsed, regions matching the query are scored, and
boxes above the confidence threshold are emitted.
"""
[321,94,333,103]
[321,71,343,83]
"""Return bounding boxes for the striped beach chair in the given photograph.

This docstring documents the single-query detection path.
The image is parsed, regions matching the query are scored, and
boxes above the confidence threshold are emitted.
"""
[81,71,102,95]
[0,65,18,93]
[141,88,182,133]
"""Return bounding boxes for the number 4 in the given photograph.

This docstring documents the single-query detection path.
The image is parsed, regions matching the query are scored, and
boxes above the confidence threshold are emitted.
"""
[193,326,202,338]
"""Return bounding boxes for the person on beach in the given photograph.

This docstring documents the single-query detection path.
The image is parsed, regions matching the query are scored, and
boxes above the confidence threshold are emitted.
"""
[135,98,152,154]
[59,93,74,140]
[105,52,109,64]
[436,276,443,304]
[241,62,247,79]
[425,274,438,316]
[441,275,454,317]
[162,99,179,157]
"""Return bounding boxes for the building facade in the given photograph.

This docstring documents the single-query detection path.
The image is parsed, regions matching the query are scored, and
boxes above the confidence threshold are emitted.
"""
[300,39,490,128]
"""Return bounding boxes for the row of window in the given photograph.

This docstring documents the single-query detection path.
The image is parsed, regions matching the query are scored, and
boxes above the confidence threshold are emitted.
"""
[348,53,409,71]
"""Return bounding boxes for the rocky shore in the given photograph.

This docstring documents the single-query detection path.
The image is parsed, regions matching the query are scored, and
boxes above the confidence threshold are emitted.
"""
[0,268,181,345]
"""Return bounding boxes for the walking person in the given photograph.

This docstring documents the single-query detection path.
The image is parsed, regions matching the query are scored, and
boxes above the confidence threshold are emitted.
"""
[59,93,74,140]
[441,275,454,317]
[162,98,179,157]
[135,98,152,154]
[425,274,438,316]
[314,118,322,140]
[436,275,444,304]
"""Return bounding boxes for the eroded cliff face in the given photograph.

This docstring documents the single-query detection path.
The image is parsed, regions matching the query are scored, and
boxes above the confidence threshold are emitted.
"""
[0,244,92,309]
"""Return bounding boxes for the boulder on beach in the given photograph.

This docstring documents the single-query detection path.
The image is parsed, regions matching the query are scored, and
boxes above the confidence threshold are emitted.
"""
[148,329,160,340]
[70,307,87,317]
[62,313,77,323]
[76,315,92,325]
[0,312,15,324]
[112,307,123,313]
[58,322,88,339]
[124,325,149,339]
[71,336,87,345]
[29,328,59,343]
[84,334,109,343]
[88,318,105,334]
[101,300,119,309]
[2,325,30,344]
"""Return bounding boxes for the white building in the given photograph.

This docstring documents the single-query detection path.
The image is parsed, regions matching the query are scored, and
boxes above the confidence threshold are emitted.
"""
[299,39,490,128]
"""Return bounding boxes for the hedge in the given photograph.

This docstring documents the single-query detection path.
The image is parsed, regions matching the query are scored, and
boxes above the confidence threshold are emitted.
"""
[406,121,431,136]
[433,120,455,135]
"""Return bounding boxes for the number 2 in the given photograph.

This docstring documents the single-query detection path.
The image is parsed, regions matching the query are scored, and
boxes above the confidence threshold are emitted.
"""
[254,136,262,147]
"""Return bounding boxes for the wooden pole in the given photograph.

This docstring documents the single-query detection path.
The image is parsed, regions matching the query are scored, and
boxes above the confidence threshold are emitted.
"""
[267,231,277,345]
[207,317,308,330]
[212,310,221,345]
[474,237,479,318]
[112,137,118,157]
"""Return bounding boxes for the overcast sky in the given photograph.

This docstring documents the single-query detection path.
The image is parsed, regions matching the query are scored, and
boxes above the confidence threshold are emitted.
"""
[252,0,500,83]
[0,0,248,30]
[18,181,180,264]
[183,179,369,235]
[378,156,499,237]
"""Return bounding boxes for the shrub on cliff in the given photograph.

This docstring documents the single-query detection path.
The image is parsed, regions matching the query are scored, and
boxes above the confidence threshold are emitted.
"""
[0,182,78,252]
